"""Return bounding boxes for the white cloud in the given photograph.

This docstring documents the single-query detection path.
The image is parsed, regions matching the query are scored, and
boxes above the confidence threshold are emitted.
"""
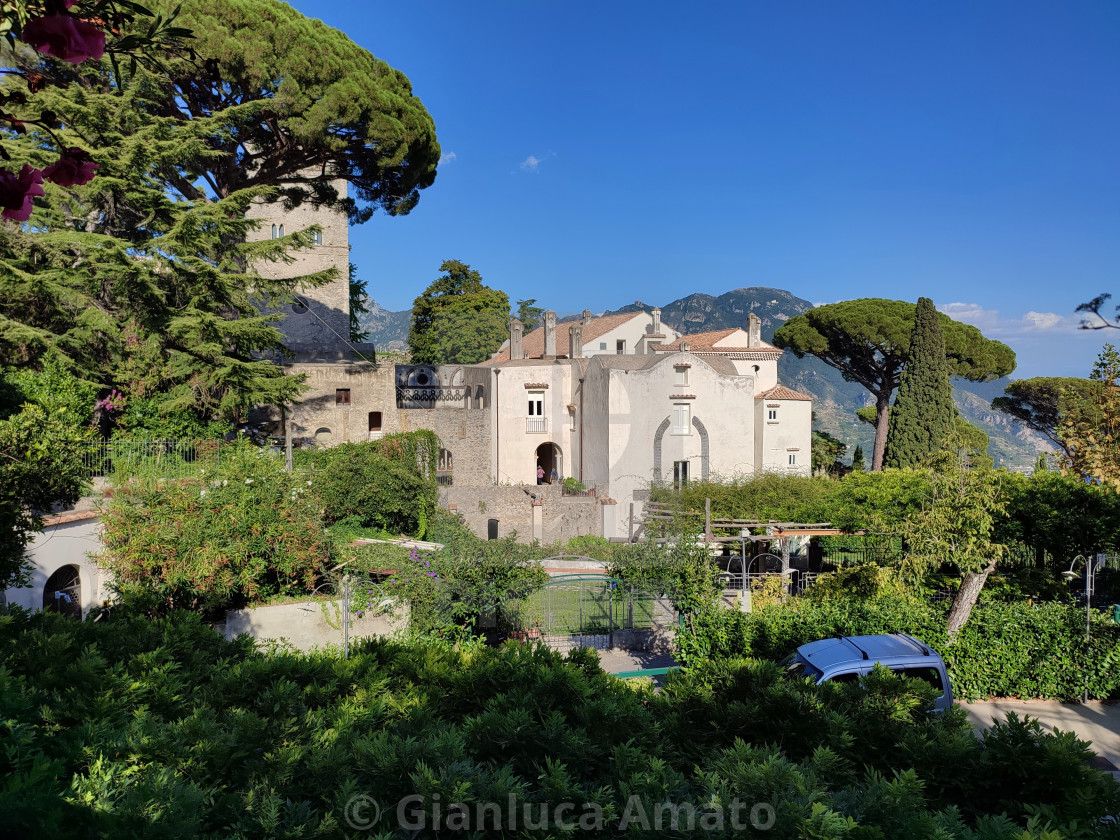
[439,151,457,164]
[520,155,541,172]
[938,302,1080,337]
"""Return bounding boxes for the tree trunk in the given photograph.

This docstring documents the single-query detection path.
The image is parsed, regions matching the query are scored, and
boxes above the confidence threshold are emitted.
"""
[872,392,891,471]
[946,559,998,639]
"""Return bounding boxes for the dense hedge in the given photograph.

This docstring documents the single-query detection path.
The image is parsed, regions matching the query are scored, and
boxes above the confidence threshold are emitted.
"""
[677,596,1120,701]
[2,610,1118,838]
[311,436,439,537]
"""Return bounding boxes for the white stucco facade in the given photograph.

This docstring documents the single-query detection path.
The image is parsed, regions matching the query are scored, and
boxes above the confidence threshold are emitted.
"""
[482,311,814,539]
[3,513,109,619]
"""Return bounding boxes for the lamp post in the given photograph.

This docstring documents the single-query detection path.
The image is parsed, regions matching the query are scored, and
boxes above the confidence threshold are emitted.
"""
[1062,554,1098,702]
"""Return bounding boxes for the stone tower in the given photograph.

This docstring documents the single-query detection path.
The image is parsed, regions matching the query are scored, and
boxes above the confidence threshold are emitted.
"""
[245,179,351,349]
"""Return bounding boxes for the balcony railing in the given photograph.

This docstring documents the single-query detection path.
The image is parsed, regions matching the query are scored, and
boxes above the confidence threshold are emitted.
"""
[396,386,467,408]
[526,416,548,434]
[436,472,453,486]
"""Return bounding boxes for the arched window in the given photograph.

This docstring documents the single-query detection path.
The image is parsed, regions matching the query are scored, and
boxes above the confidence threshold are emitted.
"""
[437,448,453,485]
[271,224,278,239]
[278,224,285,237]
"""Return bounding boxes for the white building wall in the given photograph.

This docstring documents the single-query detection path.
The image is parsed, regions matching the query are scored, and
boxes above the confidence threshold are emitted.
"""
[730,358,779,390]
[757,398,813,475]
[584,318,681,358]
[492,362,575,485]
[4,518,109,619]
[591,353,757,539]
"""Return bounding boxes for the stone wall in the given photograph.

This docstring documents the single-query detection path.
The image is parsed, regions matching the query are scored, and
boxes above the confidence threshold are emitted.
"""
[441,483,605,544]
[245,178,351,347]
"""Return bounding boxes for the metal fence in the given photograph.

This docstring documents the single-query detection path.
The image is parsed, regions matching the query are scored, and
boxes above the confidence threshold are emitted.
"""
[720,570,821,597]
[509,575,678,639]
[81,438,225,480]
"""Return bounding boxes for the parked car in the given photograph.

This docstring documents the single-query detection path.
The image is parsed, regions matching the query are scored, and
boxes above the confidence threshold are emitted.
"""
[783,633,953,713]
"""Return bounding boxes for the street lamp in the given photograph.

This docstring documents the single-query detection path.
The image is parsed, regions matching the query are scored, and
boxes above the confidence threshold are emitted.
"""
[1062,554,1102,702]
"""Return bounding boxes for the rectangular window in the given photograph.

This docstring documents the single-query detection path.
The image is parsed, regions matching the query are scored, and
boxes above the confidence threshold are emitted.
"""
[336,388,351,405]
[599,342,607,350]
[368,411,382,431]
[528,393,544,416]
[672,403,690,435]
[674,365,688,387]
[788,453,797,466]
[673,460,689,488]
[616,340,626,355]
[768,408,778,422]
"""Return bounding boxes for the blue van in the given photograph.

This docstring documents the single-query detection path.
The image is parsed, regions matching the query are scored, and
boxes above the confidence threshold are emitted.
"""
[784,633,954,713]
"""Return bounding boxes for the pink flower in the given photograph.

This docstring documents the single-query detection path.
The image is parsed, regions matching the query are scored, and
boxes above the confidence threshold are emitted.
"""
[21,14,106,64]
[0,165,45,222]
[43,147,98,187]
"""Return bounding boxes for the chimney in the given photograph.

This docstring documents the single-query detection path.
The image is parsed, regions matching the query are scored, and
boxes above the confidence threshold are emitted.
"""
[652,307,662,334]
[543,310,557,358]
[581,309,593,326]
[510,318,523,360]
[569,323,583,357]
[748,313,761,348]
[680,341,691,353]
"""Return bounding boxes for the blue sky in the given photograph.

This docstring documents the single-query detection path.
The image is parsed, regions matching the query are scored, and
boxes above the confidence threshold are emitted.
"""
[289,0,1120,378]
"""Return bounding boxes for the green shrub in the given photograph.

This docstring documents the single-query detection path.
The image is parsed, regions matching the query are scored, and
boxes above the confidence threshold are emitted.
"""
[99,442,331,616]
[677,595,1120,701]
[2,610,1117,838]
[312,440,437,537]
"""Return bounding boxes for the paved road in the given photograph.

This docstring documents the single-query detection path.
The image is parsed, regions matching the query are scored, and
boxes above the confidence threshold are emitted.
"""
[962,700,1120,773]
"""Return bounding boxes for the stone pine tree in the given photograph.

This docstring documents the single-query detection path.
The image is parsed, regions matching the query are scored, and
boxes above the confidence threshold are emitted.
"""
[773,299,1015,471]
[883,298,955,468]
[17,0,442,223]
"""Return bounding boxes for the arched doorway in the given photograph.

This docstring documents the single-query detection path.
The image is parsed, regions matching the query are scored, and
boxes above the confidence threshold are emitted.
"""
[43,565,82,619]
[535,442,562,484]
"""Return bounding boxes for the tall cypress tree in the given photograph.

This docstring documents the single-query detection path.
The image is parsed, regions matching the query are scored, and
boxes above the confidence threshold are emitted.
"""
[884,297,955,468]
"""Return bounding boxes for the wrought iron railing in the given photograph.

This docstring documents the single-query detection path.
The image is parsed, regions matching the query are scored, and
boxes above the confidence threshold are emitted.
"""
[526,416,548,433]
[396,386,467,407]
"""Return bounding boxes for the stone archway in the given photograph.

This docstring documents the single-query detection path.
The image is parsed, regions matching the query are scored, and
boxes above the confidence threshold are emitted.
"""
[43,564,82,619]
[535,442,563,484]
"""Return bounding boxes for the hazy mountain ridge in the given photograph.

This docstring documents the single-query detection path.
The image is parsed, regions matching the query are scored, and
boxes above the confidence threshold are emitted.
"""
[360,287,1048,470]
[356,297,411,350]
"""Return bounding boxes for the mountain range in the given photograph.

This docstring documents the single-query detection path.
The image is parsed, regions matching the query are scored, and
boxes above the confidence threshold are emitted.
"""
[357,287,1050,470]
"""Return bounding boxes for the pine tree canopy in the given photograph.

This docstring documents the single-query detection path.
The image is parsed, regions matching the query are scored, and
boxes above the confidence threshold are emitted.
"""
[773,298,1016,471]
[10,0,440,223]
[883,297,955,469]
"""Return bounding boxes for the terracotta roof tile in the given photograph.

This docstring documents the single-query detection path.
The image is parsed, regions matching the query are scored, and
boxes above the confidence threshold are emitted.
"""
[483,312,649,363]
[42,510,101,527]
[652,328,780,354]
[756,385,813,401]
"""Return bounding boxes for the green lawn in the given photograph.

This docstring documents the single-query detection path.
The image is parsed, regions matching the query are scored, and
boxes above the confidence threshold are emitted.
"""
[513,581,665,634]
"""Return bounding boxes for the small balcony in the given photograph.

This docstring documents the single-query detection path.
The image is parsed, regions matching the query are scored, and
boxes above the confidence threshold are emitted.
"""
[526,416,549,434]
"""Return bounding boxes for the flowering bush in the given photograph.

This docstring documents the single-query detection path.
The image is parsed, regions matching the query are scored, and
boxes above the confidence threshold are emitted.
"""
[20,10,105,63]
[99,442,332,616]
[0,0,189,220]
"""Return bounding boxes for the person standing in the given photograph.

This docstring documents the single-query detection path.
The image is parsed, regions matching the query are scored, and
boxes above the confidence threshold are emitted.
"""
[537,465,545,485]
